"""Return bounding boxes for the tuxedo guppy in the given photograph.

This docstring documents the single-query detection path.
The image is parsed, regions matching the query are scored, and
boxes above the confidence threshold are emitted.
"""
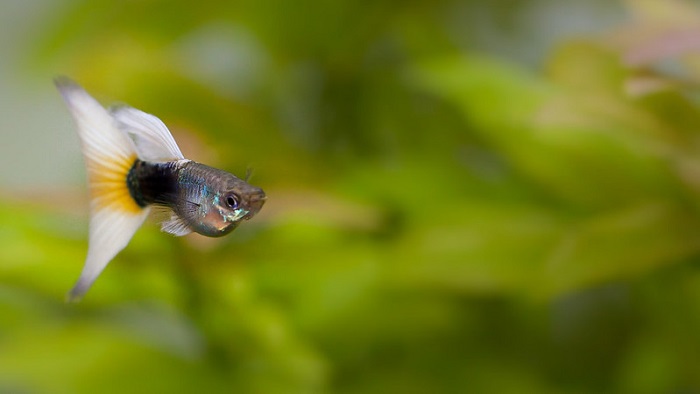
[56,78,266,301]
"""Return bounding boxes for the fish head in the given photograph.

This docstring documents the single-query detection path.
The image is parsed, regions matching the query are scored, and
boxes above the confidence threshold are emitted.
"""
[196,173,266,237]
[220,176,266,222]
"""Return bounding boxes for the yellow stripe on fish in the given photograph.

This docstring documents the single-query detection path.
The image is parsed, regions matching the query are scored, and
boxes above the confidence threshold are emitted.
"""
[87,154,142,214]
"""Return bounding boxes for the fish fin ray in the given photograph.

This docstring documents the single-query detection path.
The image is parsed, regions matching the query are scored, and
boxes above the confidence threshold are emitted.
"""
[56,77,148,301]
[150,205,193,236]
[68,207,150,302]
[161,213,193,236]
[148,204,173,223]
[55,77,142,214]
[110,105,185,162]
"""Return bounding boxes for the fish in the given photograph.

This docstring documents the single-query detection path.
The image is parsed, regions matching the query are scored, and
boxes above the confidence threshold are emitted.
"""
[55,77,266,301]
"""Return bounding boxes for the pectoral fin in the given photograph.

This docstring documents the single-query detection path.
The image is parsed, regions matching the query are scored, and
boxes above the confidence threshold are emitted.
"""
[161,214,193,237]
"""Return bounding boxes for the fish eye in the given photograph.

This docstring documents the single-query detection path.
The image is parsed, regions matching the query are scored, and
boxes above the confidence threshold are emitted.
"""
[225,194,240,209]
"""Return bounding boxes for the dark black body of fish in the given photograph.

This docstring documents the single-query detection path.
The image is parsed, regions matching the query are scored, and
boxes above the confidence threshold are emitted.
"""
[127,159,180,208]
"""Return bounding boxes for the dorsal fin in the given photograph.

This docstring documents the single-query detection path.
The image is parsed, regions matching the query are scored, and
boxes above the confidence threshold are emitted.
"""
[55,77,150,301]
[110,106,185,162]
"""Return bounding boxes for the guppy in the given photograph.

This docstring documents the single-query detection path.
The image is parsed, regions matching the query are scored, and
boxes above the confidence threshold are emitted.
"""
[56,78,266,301]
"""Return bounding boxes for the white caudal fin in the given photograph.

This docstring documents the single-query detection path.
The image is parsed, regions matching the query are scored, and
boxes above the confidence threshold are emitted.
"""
[55,77,150,301]
[110,106,185,162]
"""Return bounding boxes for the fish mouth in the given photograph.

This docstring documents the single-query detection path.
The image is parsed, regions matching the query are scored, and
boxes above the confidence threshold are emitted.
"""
[244,190,266,220]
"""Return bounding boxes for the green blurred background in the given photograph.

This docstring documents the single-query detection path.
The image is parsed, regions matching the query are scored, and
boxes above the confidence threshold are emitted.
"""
[4,0,700,392]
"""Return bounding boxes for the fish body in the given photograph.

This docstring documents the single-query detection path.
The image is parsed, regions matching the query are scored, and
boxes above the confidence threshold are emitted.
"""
[55,78,265,300]
[128,159,265,237]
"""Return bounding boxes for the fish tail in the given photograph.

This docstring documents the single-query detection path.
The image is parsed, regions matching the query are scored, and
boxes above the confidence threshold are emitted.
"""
[55,77,150,301]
